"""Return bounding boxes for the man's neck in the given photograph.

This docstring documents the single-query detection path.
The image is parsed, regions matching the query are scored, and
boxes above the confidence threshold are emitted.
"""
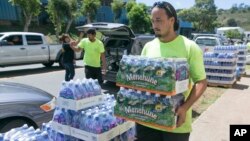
[159,32,178,43]
[89,38,96,42]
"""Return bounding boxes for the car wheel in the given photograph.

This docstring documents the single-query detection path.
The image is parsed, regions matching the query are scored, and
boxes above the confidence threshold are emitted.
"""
[59,56,65,69]
[42,61,54,67]
[0,118,36,133]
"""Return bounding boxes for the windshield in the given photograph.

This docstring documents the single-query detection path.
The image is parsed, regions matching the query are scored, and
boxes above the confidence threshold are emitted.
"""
[196,38,218,46]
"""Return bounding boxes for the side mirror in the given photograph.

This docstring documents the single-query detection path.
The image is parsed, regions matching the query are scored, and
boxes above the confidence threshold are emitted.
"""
[0,40,8,46]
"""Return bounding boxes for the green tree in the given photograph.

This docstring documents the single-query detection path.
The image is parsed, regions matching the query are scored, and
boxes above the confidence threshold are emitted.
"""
[230,4,238,13]
[47,0,69,40]
[65,0,81,33]
[127,3,151,33]
[9,0,41,31]
[125,0,136,13]
[225,30,242,39]
[178,0,218,32]
[227,18,238,27]
[111,0,124,22]
[82,0,101,23]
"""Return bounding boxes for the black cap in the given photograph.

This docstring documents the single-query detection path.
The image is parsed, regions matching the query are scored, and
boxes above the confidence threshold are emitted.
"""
[86,28,96,35]
[152,1,179,31]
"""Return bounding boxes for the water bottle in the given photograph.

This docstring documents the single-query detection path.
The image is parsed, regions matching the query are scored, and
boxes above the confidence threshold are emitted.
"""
[10,126,35,140]
[163,96,171,106]
[82,112,93,132]
[80,79,90,98]
[73,82,83,100]
[54,132,66,141]
[0,134,3,141]
[32,131,49,141]
[154,94,161,104]
[68,110,79,128]
[92,114,102,134]
[3,124,29,140]
[59,81,68,98]
[91,79,102,96]
[67,80,77,100]
[85,79,95,97]
[108,110,117,129]
[120,55,128,72]
[59,108,67,125]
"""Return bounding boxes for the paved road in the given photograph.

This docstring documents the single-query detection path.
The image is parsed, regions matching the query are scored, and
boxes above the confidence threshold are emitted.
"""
[0,61,119,97]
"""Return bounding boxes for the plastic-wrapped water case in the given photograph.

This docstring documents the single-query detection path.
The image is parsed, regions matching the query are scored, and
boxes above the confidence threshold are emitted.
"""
[116,55,189,96]
[115,88,185,130]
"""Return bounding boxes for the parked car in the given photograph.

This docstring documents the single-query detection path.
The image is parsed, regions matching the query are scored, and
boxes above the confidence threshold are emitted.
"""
[76,22,154,82]
[0,32,82,68]
[194,36,222,52]
[191,33,228,45]
[0,81,54,133]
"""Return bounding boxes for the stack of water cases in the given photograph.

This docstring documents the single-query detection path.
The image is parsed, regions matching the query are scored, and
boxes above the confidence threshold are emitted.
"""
[48,79,136,141]
[204,46,238,87]
[115,55,189,130]
[236,45,247,76]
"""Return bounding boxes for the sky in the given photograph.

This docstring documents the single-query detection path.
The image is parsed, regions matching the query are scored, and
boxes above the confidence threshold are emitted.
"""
[136,0,250,10]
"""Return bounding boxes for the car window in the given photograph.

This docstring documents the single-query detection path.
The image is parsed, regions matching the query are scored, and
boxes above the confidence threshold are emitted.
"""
[196,38,217,46]
[26,35,43,45]
[0,34,3,38]
[2,35,23,46]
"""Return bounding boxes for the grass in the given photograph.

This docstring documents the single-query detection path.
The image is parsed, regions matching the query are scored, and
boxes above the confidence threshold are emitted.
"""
[192,65,250,122]
[246,65,250,71]
[192,86,226,121]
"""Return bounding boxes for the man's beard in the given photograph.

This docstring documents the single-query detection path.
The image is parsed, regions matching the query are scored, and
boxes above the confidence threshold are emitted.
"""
[155,34,162,37]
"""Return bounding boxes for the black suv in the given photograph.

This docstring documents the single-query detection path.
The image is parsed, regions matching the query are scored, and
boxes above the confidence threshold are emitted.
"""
[76,22,154,82]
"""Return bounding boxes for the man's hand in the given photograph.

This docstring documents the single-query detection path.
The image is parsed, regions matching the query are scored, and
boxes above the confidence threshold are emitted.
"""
[176,106,187,127]
[70,41,77,47]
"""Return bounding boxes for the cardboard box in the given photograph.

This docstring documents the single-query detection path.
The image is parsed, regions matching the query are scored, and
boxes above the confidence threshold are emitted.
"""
[51,121,71,135]
[57,95,104,111]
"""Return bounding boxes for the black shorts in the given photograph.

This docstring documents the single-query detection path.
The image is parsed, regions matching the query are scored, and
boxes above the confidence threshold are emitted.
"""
[84,65,103,84]
[136,124,190,141]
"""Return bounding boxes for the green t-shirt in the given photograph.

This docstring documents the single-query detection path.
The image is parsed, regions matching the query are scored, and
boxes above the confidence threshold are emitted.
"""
[78,38,105,67]
[141,35,206,133]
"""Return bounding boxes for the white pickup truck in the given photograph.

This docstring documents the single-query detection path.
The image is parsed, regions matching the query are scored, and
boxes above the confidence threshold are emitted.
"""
[0,32,82,68]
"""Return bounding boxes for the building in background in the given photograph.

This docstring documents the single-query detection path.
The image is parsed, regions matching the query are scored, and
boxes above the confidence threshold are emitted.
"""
[0,0,21,25]
[0,0,128,27]
[216,27,245,37]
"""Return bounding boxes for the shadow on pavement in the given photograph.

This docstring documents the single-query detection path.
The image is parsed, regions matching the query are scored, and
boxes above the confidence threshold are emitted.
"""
[0,65,83,78]
[101,81,119,96]
[232,83,249,90]
[192,110,201,119]
[243,74,250,78]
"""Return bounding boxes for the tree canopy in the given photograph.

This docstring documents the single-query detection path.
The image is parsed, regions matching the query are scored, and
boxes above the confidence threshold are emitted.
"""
[178,0,218,32]
[111,0,124,22]
[81,0,101,23]
[9,0,41,31]
[127,3,151,33]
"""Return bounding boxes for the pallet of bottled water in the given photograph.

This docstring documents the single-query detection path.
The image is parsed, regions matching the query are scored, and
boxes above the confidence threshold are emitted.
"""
[114,87,185,130]
[213,45,238,54]
[51,103,135,141]
[57,79,106,111]
[204,52,237,86]
[50,79,136,141]
[116,55,189,96]
[236,45,247,75]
